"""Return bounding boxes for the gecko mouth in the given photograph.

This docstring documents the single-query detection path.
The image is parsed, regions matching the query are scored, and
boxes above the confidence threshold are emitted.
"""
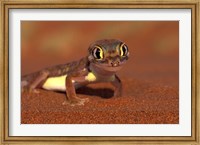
[104,66,122,71]
[94,64,123,72]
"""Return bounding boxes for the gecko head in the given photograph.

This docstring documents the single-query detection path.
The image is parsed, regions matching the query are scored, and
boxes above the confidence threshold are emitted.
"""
[88,39,129,73]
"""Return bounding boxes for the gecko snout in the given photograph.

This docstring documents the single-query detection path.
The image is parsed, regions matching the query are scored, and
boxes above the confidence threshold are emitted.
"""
[111,61,120,67]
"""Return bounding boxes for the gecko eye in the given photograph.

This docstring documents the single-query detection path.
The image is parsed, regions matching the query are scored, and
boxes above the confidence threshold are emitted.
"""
[120,43,128,57]
[93,46,104,60]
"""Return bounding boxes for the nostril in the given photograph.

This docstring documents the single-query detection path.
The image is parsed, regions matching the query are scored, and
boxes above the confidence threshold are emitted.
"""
[111,61,119,67]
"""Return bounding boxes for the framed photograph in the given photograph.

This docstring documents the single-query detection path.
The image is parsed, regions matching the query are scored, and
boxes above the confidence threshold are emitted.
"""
[1,0,199,144]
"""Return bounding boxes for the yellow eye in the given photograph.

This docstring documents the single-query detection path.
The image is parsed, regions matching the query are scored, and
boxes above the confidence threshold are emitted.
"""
[93,46,104,60]
[120,43,128,57]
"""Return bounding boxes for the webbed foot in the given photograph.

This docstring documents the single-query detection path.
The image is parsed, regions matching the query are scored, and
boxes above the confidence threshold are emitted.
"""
[29,89,40,94]
[24,88,40,94]
[62,97,89,106]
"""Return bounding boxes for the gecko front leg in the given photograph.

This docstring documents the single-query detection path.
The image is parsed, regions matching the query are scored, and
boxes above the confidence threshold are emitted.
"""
[63,70,89,106]
[111,75,122,97]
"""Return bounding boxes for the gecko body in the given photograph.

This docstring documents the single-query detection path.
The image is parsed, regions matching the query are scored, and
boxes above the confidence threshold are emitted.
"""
[22,39,129,106]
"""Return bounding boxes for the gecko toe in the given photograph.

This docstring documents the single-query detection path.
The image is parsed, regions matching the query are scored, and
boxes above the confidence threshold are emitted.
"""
[62,97,89,106]
[80,97,89,103]
[33,90,40,94]
[62,101,69,106]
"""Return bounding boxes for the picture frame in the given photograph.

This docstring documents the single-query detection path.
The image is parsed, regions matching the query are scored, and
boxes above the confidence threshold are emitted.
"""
[0,0,199,144]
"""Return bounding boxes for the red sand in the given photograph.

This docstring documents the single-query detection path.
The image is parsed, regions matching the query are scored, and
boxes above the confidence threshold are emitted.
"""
[21,78,178,124]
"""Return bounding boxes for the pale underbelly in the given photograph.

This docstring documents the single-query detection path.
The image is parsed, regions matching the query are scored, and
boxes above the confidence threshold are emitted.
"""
[42,74,93,91]
[42,75,83,92]
[42,72,112,92]
[42,75,67,91]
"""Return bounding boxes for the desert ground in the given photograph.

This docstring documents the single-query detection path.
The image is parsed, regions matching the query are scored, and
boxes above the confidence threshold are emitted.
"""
[21,21,179,124]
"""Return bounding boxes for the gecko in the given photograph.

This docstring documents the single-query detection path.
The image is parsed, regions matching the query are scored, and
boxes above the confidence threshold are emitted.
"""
[21,39,129,106]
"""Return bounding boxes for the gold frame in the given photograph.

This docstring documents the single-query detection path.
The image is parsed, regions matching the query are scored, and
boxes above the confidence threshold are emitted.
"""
[0,0,199,144]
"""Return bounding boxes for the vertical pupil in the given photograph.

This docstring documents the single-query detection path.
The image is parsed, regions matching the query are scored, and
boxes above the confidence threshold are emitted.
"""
[122,46,127,56]
[95,48,101,59]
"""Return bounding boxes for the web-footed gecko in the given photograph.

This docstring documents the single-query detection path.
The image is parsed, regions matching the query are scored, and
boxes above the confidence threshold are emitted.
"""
[21,39,129,106]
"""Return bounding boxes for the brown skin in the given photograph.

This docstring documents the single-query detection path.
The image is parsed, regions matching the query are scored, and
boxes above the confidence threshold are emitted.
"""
[22,39,129,106]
